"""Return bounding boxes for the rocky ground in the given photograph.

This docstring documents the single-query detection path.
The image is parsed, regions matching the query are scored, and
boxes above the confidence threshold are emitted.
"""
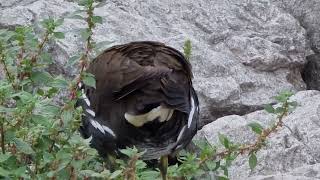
[1,0,319,179]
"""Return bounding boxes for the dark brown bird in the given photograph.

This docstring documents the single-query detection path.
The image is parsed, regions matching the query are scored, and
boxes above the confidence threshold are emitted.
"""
[77,41,199,179]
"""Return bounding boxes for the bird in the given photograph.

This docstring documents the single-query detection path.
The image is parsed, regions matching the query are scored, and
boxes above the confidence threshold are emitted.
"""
[77,41,199,179]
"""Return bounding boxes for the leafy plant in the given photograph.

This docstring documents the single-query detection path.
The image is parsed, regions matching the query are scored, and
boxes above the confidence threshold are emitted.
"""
[183,39,192,61]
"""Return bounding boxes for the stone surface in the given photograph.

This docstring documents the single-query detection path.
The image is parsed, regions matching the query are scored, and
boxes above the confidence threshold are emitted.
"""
[271,0,320,54]
[0,0,309,126]
[196,90,320,180]
[1,0,319,179]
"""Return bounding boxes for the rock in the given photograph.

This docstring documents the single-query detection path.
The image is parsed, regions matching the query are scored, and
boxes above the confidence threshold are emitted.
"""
[302,54,320,90]
[0,0,309,126]
[196,90,320,180]
[1,0,319,179]
[271,0,320,54]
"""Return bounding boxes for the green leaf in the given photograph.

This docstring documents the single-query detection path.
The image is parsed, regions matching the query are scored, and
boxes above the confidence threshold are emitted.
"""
[54,32,65,39]
[69,14,85,20]
[11,91,33,103]
[217,176,229,180]
[109,170,122,179]
[40,52,53,64]
[221,165,229,177]
[43,152,55,165]
[0,154,11,163]
[274,93,289,103]
[92,16,103,24]
[139,170,159,180]
[55,18,64,26]
[82,73,96,88]
[80,28,91,40]
[218,133,230,149]
[94,2,108,8]
[275,107,285,114]
[4,130,15,142]
[0,167,10,177]
[61,110,73,124]
[32,115,52,127]
[183,39,192,60]
[264,104,275,113]
[34,100,60,117]
[119,147,138,157]
[249,153,257,170]
[78,0,90,6]
[0,106,14,113]
[14,138,35,154]
[205,160,218,171]
[12,166,27,177]
[248,122,263,135]
[51,76,69,88]
[67,55,81,66]
[288,101,298,107]
[81,170,109,178]
[31,71,53,84]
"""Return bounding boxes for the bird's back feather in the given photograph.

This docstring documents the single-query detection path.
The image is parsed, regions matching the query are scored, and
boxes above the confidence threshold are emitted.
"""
[78,41,199,160]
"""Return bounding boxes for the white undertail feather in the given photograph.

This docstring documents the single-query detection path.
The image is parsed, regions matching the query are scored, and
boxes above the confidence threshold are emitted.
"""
[82,93,91,106]
[187,97,195,128]
[90,119,116,137]
[124,106,174,127]
[86,109,95,117]
[102,125,116,137]
[90,119,99,131]
[176,125,187,142]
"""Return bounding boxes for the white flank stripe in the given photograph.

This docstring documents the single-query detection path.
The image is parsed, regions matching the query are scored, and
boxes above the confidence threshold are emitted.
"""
[90,119,98,129]
[86,109,95,117]
[95,121,105,134]
[187,97,195,128]
[82,93,91,106]
[177,125,186,142]
[78,82,83,88]
[103,125,116,137]
[90,119,104,134]
[90,119,117,137]
[175,144,183,150]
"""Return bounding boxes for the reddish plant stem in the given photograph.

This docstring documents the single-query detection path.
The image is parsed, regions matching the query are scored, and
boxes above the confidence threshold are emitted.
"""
[31,32,50,63]
[0,122,5,154]
[70,6,94,100]
[0,54,15,88]
[199,102,289,166]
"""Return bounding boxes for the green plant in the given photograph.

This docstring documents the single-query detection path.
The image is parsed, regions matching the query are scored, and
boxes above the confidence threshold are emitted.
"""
[0,0,109,179]
[165,90,297,180]
[183,39,192,61]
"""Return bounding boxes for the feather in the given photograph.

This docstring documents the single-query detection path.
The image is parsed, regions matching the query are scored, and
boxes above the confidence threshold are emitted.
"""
[78,41,199,161]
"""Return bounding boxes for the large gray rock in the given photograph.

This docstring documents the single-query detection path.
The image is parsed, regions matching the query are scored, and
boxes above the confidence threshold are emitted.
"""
[196,90,320,180]
[0,0,308,126]
[1,0,319,179]
[271,0,320,54]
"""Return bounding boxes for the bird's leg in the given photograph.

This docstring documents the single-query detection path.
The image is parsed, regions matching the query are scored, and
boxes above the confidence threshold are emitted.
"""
[159,155,168,180]
[105,154,117,171]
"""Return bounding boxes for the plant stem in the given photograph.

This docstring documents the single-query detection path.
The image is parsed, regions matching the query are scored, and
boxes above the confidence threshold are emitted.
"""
[124,155,138,180]
[0,121,5,154]
[31,31,50,64]
[199,101,289,166]
[70,2,95,99]
[0,54,15,86]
